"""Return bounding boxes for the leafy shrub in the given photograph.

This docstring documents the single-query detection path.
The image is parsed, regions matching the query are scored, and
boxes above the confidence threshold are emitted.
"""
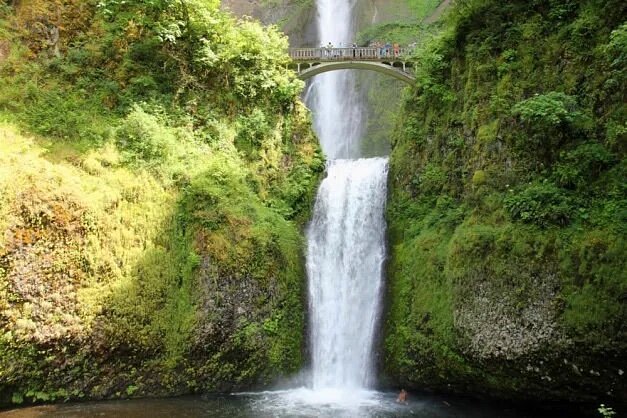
[22,90,109,142]
[598,404,617,417]
[115,105,176,163]
[504,181,574,227]
[411,32,455,104]
[605,119,627,148]
[604,23,627,74]
[235,108,270,153]
[0,3,10,15]
[401,117,426,145]
[417,163,447,195]
[511,92,590,162]
[545,0,579,22]
[553,142,616,189]
[512,92,583,129]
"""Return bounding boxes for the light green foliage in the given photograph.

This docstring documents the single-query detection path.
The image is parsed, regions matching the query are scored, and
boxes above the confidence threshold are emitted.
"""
[406,0,442,20]
[504,182,574,227]
[512,92,582,128]
[358,23,426,46]
[416,163,447,195]
[125,385,138,396]
[409,32,455,105]
[236,108,271,151]
[603,24,627,99]
[0,0,322,407]
[115,105,178,163]
[385,0,626,402]
[356,0,444,46]
[10,392,23,404]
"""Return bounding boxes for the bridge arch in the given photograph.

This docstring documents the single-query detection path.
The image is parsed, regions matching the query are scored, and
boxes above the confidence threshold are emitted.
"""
[297,61,415,84]
[289,47,416,85]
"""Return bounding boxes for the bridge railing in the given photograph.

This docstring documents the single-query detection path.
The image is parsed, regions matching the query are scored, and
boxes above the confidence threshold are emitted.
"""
[289,47,413,61]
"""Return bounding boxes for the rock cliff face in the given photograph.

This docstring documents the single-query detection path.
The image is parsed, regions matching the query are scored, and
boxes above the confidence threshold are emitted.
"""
[221,0,317,46]
[220,0,422,42]
[383,0,626,403]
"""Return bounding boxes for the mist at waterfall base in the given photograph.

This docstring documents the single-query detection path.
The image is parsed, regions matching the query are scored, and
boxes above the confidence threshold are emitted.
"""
[2,394,590,418]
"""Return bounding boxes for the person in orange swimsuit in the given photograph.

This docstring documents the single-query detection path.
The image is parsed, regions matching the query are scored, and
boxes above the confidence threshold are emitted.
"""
[396,388,407,404]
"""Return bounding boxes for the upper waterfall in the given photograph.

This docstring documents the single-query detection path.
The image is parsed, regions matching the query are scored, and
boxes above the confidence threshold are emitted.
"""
[307,0,365,159]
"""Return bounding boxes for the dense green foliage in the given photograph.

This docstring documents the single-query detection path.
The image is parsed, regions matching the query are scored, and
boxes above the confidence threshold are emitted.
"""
[0,0,322,406]
[384,0,626,403]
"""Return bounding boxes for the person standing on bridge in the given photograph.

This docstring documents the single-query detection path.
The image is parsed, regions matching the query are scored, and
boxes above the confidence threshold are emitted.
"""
[393,42,400,57]
[352,42,357,58]
[326,42,333,58]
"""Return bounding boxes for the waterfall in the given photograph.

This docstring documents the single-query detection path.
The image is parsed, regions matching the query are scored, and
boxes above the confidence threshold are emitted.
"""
[305,0,389,393]
[307,158,388,389]
[307,0,365,159]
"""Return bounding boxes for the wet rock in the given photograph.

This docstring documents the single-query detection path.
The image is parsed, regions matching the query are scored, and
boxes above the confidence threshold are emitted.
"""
[454,275,566,361]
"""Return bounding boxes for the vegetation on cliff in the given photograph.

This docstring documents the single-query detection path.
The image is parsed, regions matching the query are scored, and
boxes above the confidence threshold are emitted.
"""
[0,0,322,406]
[357,0,442,46]
[221,0,317,47]
[384,0,626,403]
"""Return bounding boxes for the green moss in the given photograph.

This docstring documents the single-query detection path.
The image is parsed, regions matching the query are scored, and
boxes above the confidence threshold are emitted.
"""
[0,0,322,407]
[471,170,486,186]
[476,121,498,144]
[384,0,626,402]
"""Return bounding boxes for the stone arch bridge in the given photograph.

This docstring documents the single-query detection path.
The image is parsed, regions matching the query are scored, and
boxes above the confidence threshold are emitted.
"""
[288,47,415,84]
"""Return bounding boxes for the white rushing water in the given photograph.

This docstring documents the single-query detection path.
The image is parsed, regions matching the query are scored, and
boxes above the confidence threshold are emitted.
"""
[302,0,389,399]
[307,0,365,159]
[307,158,388,390]
[232,0,392,413]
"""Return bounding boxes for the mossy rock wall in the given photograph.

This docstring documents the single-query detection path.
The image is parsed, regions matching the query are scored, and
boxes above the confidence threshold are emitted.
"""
[383,0,626,403]
[0,1,323,407]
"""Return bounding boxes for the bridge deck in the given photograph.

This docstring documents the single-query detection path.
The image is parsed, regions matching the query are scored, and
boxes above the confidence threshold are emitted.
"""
[289,47,413,62]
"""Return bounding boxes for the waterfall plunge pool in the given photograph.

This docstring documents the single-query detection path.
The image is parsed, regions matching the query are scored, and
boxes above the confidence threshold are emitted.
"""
[0,390,592,417]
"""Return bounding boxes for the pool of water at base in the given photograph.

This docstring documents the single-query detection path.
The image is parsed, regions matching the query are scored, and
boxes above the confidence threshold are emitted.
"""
[0,388,593,418]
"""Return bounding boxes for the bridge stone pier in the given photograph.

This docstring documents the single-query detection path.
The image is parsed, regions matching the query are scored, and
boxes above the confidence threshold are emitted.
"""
[288,47,415,84]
